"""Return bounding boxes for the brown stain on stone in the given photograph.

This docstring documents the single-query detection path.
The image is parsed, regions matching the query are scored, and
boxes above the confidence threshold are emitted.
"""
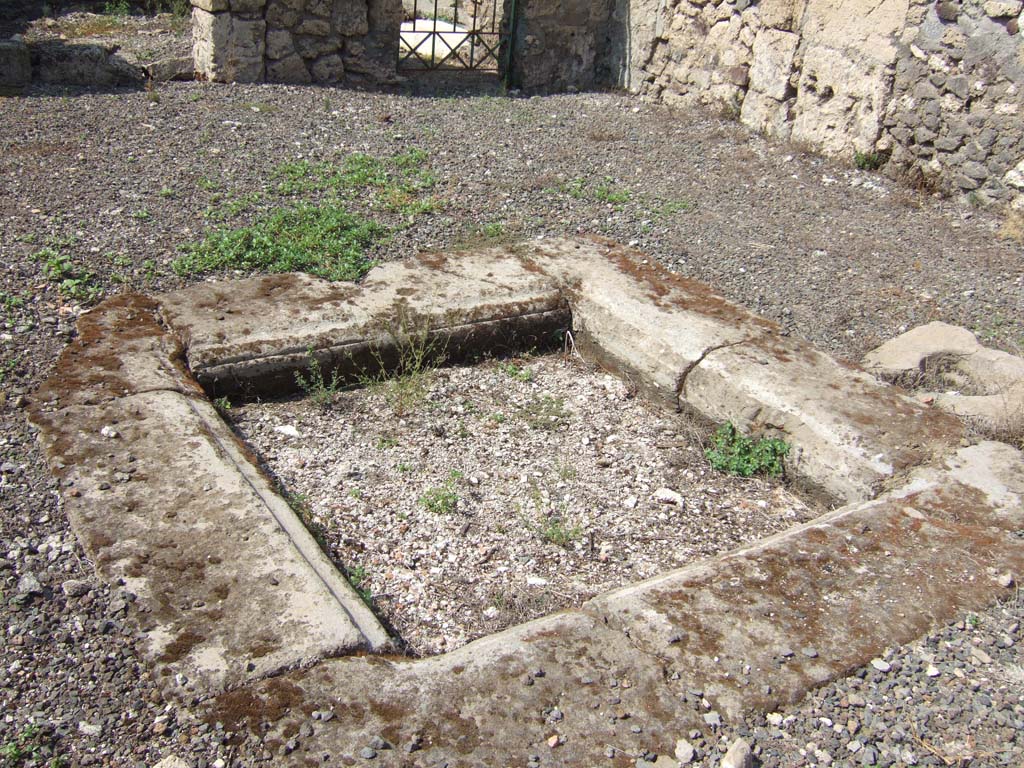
[205,677,308,733]
[158,629,204,664]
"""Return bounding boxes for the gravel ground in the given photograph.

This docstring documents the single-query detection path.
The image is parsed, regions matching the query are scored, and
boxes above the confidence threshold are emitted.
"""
[1,16,1023,766]
[232,353,816,656]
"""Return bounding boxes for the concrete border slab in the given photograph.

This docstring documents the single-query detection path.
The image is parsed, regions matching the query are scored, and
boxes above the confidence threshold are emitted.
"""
[26,236,1022,764]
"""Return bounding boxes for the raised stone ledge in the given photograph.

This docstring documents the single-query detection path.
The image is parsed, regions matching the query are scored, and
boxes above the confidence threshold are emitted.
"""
[27,238,1021,758]
[196,441,1023,764]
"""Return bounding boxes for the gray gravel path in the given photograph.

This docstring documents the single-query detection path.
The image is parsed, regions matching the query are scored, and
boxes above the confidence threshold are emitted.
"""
[1,53,1022,767]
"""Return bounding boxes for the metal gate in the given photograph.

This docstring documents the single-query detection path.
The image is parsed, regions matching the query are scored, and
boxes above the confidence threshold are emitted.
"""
[398,0,514,72]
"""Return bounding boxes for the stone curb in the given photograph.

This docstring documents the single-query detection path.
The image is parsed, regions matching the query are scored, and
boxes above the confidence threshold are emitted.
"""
[27,237,1022,762]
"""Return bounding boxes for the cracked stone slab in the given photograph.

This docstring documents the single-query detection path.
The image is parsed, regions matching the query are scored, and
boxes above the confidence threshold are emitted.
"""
[192,441,1024,766]
[158,248,569,398]
[585,441,1024,721]
[520,237,962,502]
[30,390,389,700]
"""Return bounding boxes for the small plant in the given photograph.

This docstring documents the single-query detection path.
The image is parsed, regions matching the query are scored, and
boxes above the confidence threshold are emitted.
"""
[159,186,176,199]
[705,422,790,478]
[537,515,582,548]
[36,247,103,305]
[517,395,569,431]
[0,356,21,385]
[498,360,532,382]
[594,178,631,205]
[396,462,413,473]
[655,198,695,217]
[0,291,25,317]
[212,396,232,417]
[2,723,61,767]
[564,177,588,199]
[197,175,220,192]
[419,470,462,514]
[854,150,887,171]
[103,0,131,17]
[481,221,506,239]
[294,349,342,408]
[966,613,981,629]
[376,434,399,450]
[131,208,152,220]
[359,309,446,416]
[175,202,384,281]
[345,564,373,605]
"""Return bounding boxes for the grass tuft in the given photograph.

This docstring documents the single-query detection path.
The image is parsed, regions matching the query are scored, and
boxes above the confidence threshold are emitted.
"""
[173,202,384,281]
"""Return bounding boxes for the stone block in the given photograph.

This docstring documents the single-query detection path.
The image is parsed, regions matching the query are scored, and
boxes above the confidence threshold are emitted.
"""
[983,0,1022,16]
[229,0,266,12]
[307,0,333,16]
[31,391,389,700]
[935,1,959,21]
[758,0,796,29]
[191,0,229,11]
[792,44,892,154]
[192,9,265,82]
[266,0,302,28]
[334,1,370,36]
[740,89,793,138]
[748,28,798,101]
[0,38,31,95]
[295,34,339,58]
[310,52,345,82]
[296,18,331,36]
[264,28,291,61]
[1004,158,1024,189]
[266,52,312,82]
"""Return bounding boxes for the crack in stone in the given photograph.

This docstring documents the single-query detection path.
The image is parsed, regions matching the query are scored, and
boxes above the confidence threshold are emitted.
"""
[674,339,749,403]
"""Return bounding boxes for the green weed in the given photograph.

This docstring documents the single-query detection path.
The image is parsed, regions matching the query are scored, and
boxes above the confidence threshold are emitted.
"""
[103,0,131,17]
[174,202,384,281]
[705,422,789,478]
[419,470,462,514]
[498,361,532,382]
[536,515,582,548]
[0,356,20,385]
[655,198,695,217]
[481,221,506,238]
[517,395,569,431]
[295,349,342,408]
[35,247,103,305]
[594,178,631,205]
[854,151,887,171]
[345,564,373,605]
[0,291,25,316]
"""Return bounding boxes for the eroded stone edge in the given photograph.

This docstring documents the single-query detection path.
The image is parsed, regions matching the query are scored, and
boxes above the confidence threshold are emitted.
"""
[192,442,1024,764]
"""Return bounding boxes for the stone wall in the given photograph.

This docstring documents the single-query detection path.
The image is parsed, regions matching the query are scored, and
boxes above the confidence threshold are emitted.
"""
[886,0,1024,204]
[618,0,1024,205]
[506,0,615,91]
[191,0,402,84]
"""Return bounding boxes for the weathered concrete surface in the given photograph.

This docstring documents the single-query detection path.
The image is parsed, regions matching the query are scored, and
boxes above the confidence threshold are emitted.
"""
[30,387,389,700]
[521,238,962,503]
[864,321,1024,435]
[586,441,1024,721]
[32,294,201,408]
[201,611,694,765]
[158,248,569,397]
[194,442,1024,765]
